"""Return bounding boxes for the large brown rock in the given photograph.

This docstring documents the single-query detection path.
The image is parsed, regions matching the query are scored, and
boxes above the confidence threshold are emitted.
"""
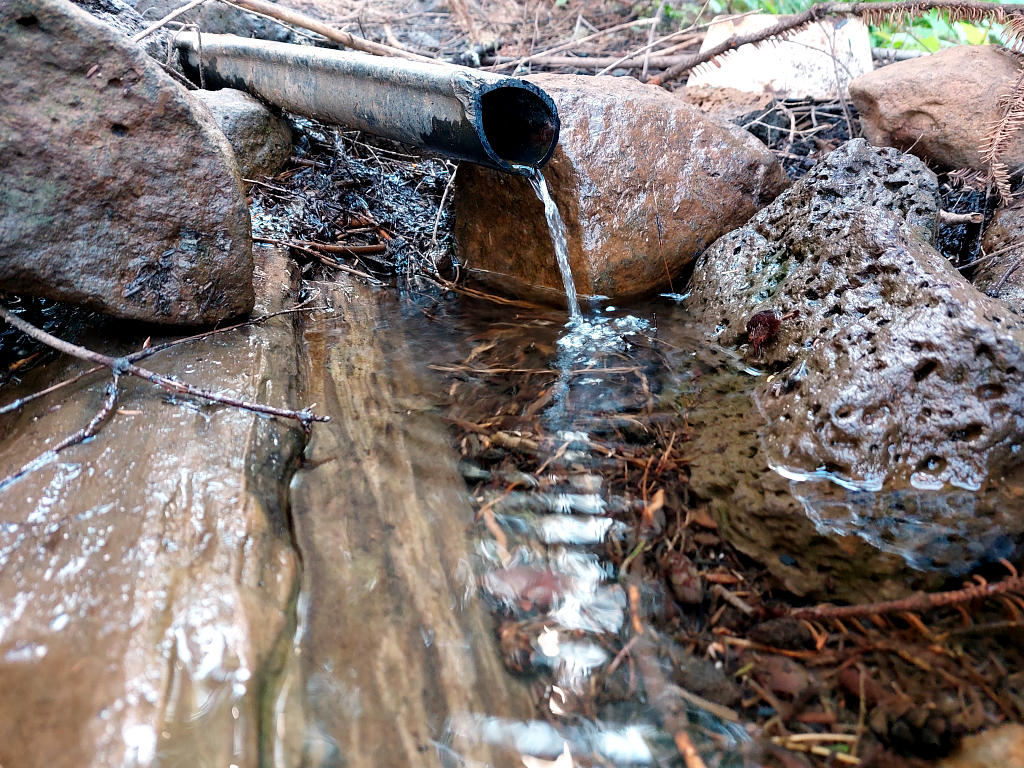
[0,0,254,324]
[685,140,1024,597]
[0,245,302,768]
[454,73,788,304]
[849,45,1024,172]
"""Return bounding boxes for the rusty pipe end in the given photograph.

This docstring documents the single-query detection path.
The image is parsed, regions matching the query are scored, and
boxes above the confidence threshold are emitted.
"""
[474,80,559,175]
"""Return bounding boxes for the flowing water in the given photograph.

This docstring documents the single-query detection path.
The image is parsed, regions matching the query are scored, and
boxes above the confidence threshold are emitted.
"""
[530,171,582,324]
[271,271,1023,766]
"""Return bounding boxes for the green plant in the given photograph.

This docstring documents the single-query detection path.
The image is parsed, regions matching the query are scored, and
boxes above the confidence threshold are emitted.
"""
[869,6,1003,48]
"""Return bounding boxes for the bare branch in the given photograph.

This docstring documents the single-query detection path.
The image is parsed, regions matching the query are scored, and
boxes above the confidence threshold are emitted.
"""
[0,303,319,416]
[0,374,120,492]
[648,0,1024,86]
[0,307,328,430]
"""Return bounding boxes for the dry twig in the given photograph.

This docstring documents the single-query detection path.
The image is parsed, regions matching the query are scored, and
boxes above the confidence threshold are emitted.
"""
[790,574,1024,620]
[0,306,328,430]
[217,0,436,62]
[131,0,207,42]
[649,0,1024,86]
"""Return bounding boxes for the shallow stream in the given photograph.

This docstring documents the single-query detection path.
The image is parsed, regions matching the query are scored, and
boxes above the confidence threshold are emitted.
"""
[0,256,1019,766]
[271,282,757,767]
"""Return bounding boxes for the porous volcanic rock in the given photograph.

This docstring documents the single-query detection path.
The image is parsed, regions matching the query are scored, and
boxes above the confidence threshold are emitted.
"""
[0,0,254,324]
[976,203,1024,313]
[686,140,1024,597]
[193,89,293,178]
[849,45,1024,172]
[454,73,789,304]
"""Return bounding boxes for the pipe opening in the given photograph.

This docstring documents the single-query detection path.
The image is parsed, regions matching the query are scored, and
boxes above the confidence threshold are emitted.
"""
[480,86,559,169]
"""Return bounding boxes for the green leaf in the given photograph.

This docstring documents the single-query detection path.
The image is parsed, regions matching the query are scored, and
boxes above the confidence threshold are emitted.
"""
[957,21,989,45]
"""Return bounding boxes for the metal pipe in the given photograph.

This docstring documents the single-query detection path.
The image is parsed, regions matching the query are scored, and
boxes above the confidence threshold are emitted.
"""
[176,33,559,175]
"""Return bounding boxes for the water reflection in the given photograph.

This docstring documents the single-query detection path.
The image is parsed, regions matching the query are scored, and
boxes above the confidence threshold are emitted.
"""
[447,715,659,766]
[441,298,748,768]
[791,483,1015,573]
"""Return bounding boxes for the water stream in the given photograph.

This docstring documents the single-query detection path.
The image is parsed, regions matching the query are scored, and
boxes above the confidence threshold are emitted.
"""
[7,152,1019,768]
[530,171,582,324]
[398,294,756,767]
[269,175,764,766]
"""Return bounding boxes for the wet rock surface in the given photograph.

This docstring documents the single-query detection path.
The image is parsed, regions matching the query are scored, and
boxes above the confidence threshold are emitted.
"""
[454,73,788,304]
[1,0,254,324]
[684,368,934,600]
[193,88,294,179]
[0,245,303,768]
[850,45,1024,172]
[282,278,532,768]
[686,140,1024,595]
[976,202,1024,313]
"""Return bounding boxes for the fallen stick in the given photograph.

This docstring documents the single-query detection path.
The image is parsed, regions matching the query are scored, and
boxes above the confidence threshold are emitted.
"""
[483,52,700,70]
[937,210,985,225]
[252,237,382,281]
[673,731,708,768]
[0,374,122,492]
[790,573,1024,621]
[0,304,319,416]
[648,0,1024,85]
[216,0,436,63]
[488,16,656,72]
[131,0,208,42]
[0,306,328,430]
[252,236,386,256]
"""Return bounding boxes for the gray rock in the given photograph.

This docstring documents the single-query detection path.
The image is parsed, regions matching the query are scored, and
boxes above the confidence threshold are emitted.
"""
[685,140,1024,597]
[193,89,293,178]
[0,0,254,324]
[689,139,941,365]
[454,73,789,304]
[71,0,169,58]
[976,203,1024,314]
